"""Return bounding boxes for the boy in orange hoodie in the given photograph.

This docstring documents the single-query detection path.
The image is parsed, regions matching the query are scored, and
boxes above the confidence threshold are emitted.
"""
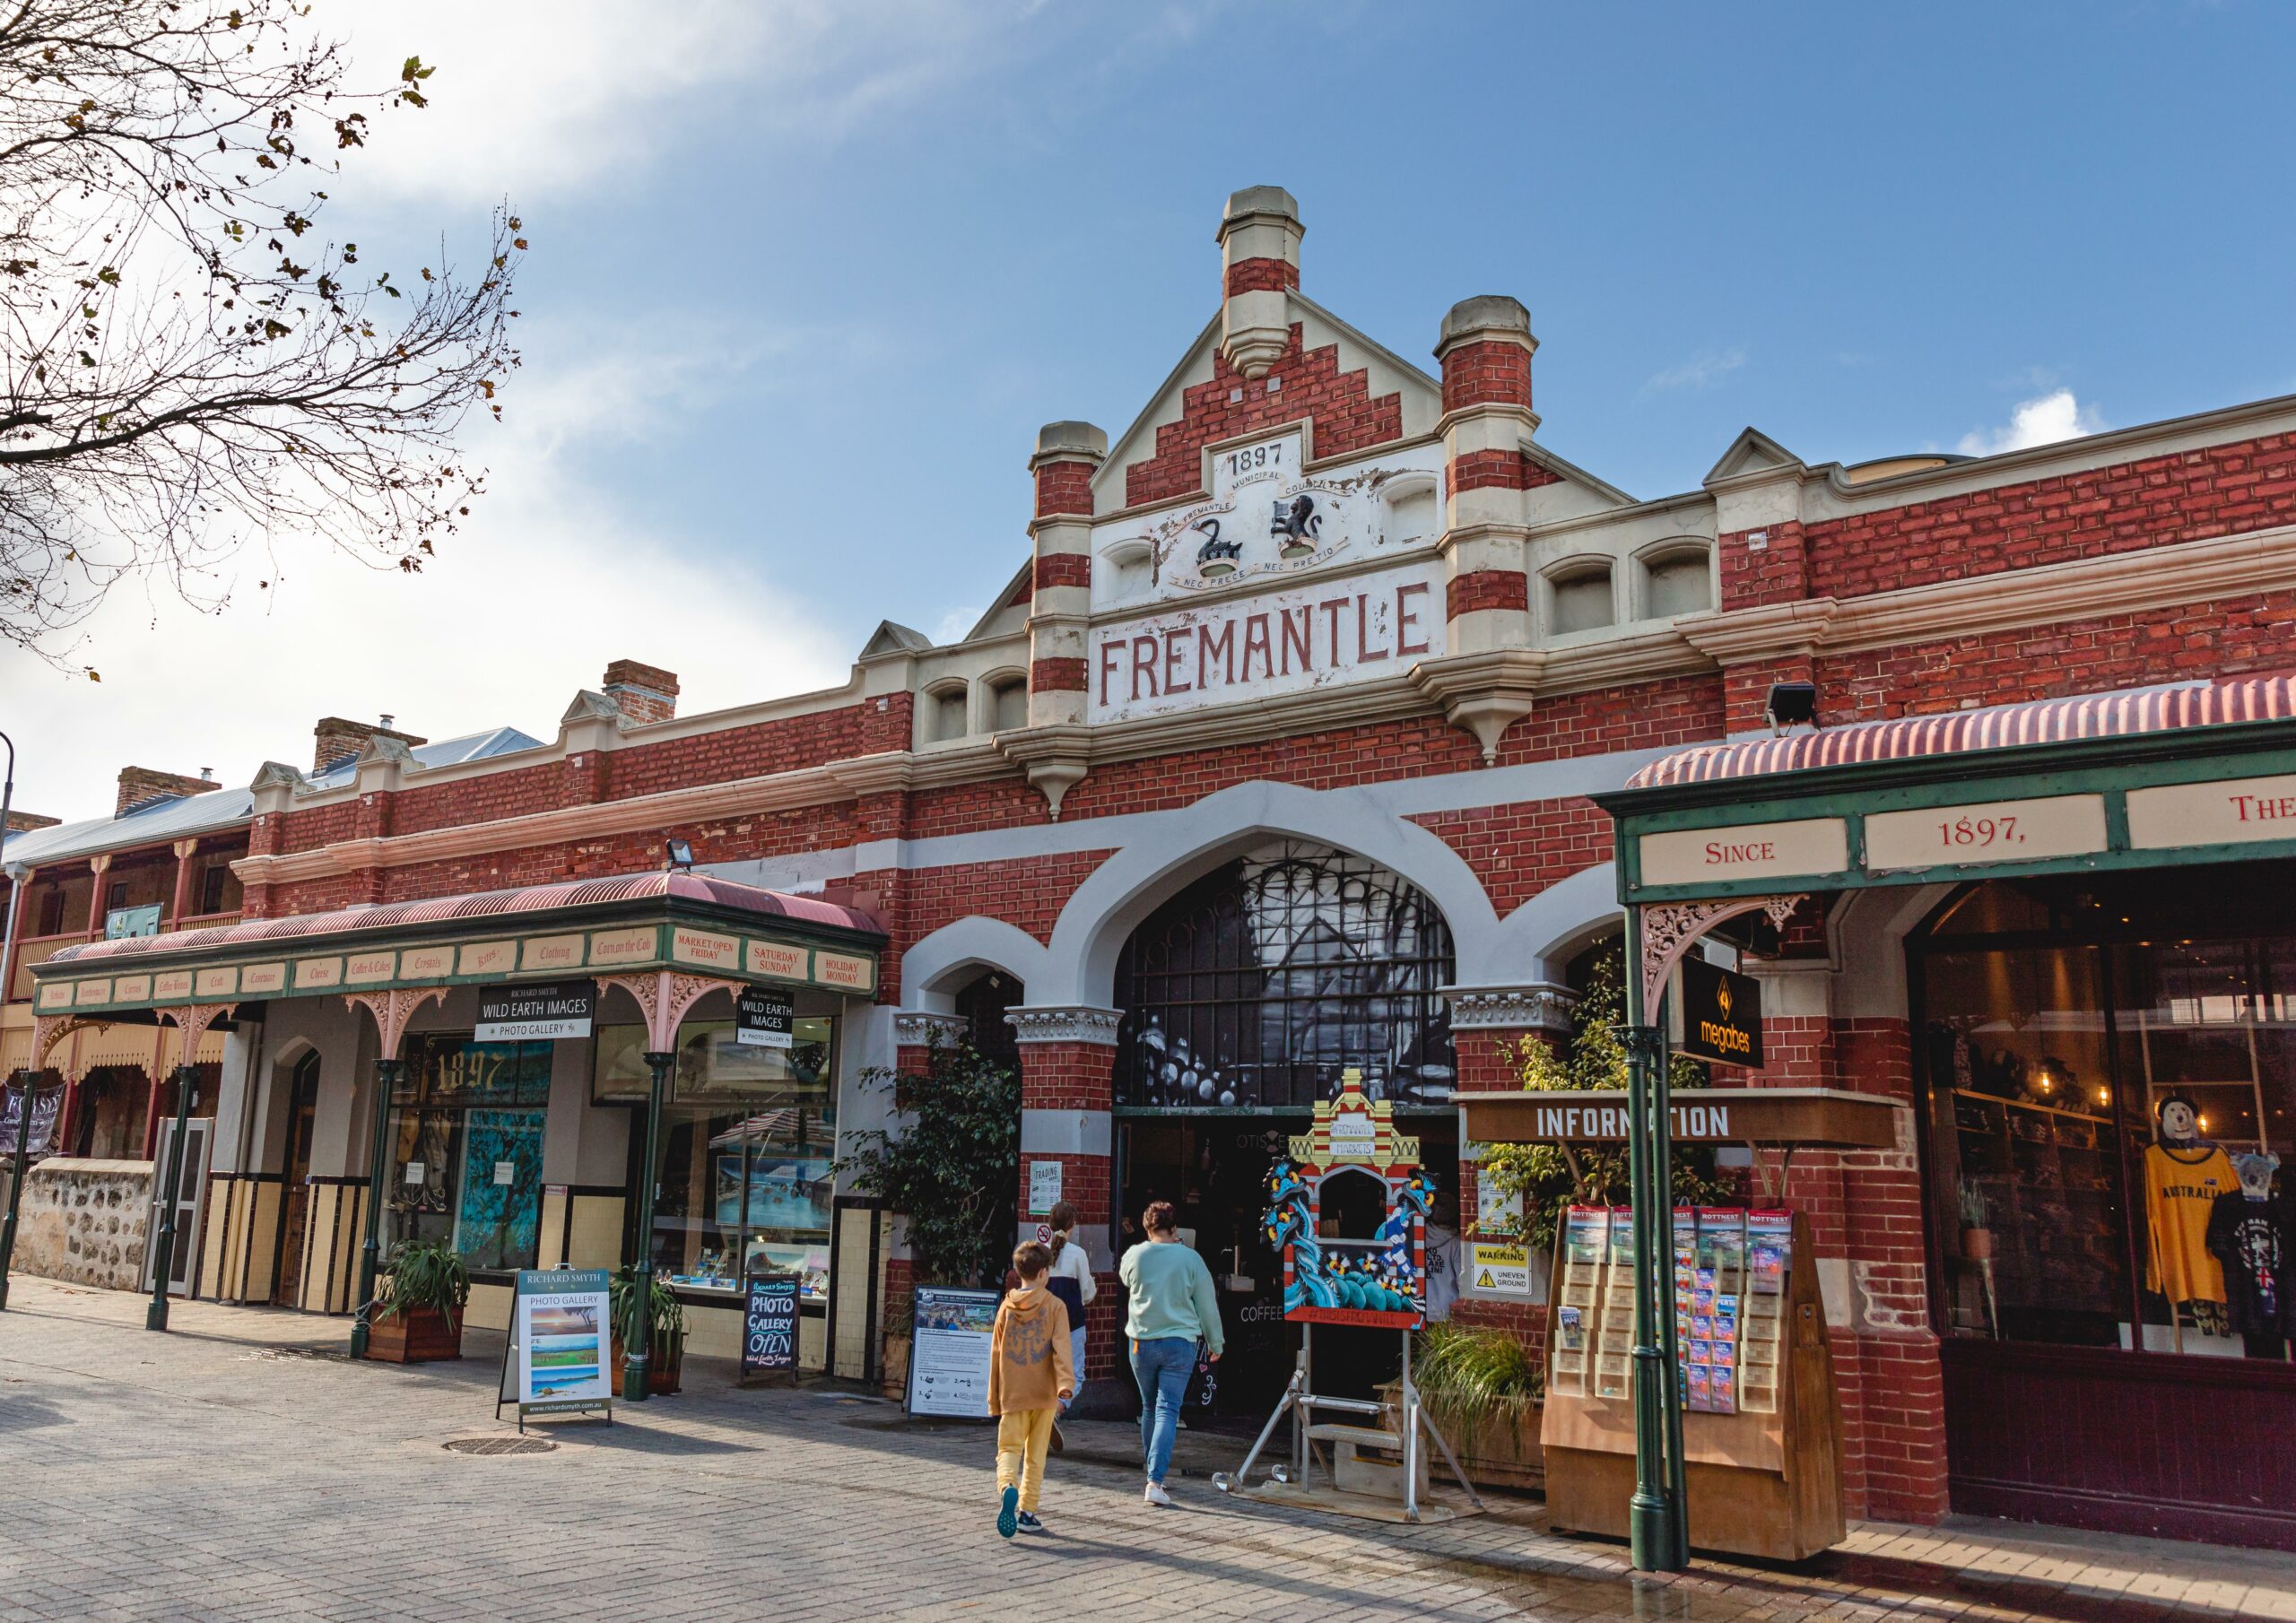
[990,1241,1075,1538]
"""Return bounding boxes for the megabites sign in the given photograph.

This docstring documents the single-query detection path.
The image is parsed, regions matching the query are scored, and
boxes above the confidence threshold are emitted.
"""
[474,981,596,1042]
[1673,956,1763,1069]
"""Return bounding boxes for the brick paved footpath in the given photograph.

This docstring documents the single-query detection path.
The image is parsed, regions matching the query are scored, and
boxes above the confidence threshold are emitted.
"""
[2,1278,2292,1623]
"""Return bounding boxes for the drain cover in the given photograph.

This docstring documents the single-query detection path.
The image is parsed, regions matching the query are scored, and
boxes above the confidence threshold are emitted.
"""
[443,1436,556,1456]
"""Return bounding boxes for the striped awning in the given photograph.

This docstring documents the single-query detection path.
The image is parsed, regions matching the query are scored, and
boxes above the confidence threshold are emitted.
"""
[1627,676,2296,789]
[30,871,885,1019]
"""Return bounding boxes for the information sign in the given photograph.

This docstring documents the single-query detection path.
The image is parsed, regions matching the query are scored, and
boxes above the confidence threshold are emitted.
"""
[498,1268,613,1428]
[1027,1159,1062,1216]
[1469,1241,1531,1297]
[907,1286,998,1419]
[741,1273,800,1381]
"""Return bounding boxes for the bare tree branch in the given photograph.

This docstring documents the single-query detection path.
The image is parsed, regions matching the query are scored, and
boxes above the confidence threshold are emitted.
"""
[0,0,524,661]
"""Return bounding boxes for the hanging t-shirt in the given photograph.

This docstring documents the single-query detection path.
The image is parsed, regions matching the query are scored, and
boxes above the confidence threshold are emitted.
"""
[2205,1190,2295,1339]
[2144,1142,2236,1305]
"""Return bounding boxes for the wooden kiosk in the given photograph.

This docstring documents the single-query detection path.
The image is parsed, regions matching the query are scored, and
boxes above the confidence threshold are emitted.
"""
[1458,1086,1900,1561]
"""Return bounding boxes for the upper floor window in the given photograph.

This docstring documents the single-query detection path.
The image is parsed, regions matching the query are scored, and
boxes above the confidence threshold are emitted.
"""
[987,673,1028,733]
[926,682,970,744]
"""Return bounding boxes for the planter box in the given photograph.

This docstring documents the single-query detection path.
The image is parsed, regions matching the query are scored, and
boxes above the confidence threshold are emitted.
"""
[1382,1382,1544,1492]
[366,1306,463,1363]
[609,1336,683,1395]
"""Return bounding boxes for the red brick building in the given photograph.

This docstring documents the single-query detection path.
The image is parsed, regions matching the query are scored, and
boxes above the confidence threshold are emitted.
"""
[22,185,2296,1547]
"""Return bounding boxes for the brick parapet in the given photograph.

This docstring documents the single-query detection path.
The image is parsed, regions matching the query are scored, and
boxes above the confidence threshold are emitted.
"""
[1032,460,1096,521]
[1222,257,1298,297]
[1438,338,1535,416]
[1123,325,1403,508]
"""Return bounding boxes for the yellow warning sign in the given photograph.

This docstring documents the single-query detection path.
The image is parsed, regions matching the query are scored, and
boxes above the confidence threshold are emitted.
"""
[1469,1242,1530,1297]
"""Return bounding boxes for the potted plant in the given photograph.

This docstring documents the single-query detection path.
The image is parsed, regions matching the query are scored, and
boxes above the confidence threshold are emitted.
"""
[610,1265,686,1395]
[366,1240,469,1363]
[1396,1323,1546,1491]
[1959,1185,1994,1261]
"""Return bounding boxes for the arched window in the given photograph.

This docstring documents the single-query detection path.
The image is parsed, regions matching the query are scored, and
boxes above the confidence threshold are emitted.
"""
[1640,544,1713,620]
[1547,562,1616,634]
[1113,839,1457,1110]
[924,681,970,743]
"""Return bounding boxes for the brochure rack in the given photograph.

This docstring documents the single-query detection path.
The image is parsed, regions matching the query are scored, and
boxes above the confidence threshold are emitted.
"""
[1543,1205,1844,1561]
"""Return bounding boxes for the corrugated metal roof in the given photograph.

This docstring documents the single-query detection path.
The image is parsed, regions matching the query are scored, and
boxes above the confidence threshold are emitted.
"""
[1625,677,2296,789]
[47,870,883,965]
[0,727,544,868]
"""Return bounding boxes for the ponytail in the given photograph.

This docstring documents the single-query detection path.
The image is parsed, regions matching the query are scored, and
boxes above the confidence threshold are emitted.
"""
[1048,1200,1078,1260]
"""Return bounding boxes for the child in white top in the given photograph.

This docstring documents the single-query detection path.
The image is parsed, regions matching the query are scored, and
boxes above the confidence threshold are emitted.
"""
[1042,1201,1098,1447]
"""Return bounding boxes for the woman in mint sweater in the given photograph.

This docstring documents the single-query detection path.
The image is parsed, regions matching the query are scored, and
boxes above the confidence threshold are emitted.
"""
[1118,1200,1224,1506]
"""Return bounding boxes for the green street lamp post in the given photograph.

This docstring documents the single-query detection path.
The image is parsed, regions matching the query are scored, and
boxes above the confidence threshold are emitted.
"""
[622,1049,674,1402]
[348,1057,405,1359]
[144,1063,198,1331]
[1622,906,1687,1574]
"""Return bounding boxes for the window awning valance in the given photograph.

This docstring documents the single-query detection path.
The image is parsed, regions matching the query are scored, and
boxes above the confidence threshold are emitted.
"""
[30,872,884,1018]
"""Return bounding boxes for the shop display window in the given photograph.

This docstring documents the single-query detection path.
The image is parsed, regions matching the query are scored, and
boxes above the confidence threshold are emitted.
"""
[1919,867,2296,1361]
[384,1036,552,1272]
[594,1017,837,1302]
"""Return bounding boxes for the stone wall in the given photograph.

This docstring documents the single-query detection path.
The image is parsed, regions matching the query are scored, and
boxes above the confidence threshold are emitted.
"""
[15,1159,152,1290]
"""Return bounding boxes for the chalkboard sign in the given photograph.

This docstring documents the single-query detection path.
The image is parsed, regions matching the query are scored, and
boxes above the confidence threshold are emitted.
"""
[742,1273,800,1382]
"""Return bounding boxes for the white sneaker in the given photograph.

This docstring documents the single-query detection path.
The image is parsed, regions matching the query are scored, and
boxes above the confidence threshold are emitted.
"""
[1144,1480,1174,1507]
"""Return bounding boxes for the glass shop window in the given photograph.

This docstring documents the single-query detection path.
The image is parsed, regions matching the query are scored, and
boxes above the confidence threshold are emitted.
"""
[384,1036,552,1272]
[1919,867,2296,1362]
[595,1017,837,1303]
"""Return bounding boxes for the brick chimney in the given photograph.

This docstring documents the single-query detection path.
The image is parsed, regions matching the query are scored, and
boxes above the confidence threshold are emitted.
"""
[313,716,428,774]
[602,660,679,727]
[116,766,221,818]
[4,809,60,834]
[1218,186,1303,379]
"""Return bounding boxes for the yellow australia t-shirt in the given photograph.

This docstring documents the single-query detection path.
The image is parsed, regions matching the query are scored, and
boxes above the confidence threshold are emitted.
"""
[2144,1142,2236,1305]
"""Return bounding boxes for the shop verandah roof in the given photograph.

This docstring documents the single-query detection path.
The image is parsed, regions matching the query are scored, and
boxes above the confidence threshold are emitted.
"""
[30,871,885,1020]
[1624,675,2296,790]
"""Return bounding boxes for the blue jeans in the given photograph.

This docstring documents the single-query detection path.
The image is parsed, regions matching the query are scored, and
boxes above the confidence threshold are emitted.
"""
[1131,1335,1195,1485]
[1060,1325,1087,1413]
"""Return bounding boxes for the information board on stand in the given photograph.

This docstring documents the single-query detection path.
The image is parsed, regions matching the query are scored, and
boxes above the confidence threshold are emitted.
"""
[906,1286,998,1419]
[741,1273,801,1384]
[497,1268,614,1430]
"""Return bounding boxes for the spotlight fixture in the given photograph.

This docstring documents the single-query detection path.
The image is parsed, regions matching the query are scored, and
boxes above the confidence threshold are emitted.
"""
[664,838,695,872]
[1763,680,1821,735]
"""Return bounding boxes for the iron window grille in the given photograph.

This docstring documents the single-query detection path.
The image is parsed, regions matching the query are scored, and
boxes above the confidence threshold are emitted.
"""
[1114,840,1457,1110]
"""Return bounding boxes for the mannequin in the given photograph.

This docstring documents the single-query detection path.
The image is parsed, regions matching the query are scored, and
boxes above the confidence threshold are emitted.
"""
[2142,1093,2235,1351]
[2206,1150,2292,1358]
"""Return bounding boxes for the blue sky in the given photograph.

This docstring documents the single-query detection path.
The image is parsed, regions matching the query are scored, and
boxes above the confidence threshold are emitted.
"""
[10,0,2295,819]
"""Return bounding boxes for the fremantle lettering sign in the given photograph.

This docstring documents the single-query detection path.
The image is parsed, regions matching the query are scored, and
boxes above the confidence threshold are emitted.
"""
[1088,558,1444,725]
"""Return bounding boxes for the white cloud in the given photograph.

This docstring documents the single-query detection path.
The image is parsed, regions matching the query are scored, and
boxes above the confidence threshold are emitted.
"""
[1642,346,1745,395]
[1957,388,2107,456]
[337,1,1033,206]
[933,607,984,645]
[0,325,855,822]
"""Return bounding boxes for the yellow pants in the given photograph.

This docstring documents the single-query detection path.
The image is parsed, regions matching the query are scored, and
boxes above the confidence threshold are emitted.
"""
[996,1408,1057,1512]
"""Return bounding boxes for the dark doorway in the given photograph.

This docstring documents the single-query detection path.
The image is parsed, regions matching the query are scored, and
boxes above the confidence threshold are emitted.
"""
[272,1053,320,1307]
[1116,1113,1458,1428]
[953,969,1022,1071]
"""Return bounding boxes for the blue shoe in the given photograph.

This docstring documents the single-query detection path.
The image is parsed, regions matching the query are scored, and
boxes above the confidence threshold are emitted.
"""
[1016,1512,1046,1535]
[996,1485,1018,1540]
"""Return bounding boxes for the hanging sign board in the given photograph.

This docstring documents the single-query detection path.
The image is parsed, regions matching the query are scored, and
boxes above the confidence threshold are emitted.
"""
[474,981,595,1043]
[907,1286,999,1419]
[0,1081,65,1158]
[735,986,795,1050]
[105,904,162,941]
[741,1273,801,1382]
[1672,956,1764,1069]
[498,1268,613,1428]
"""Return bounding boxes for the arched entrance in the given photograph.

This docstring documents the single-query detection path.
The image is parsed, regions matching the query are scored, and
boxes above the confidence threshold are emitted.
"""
[1110,838,1458,1419]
